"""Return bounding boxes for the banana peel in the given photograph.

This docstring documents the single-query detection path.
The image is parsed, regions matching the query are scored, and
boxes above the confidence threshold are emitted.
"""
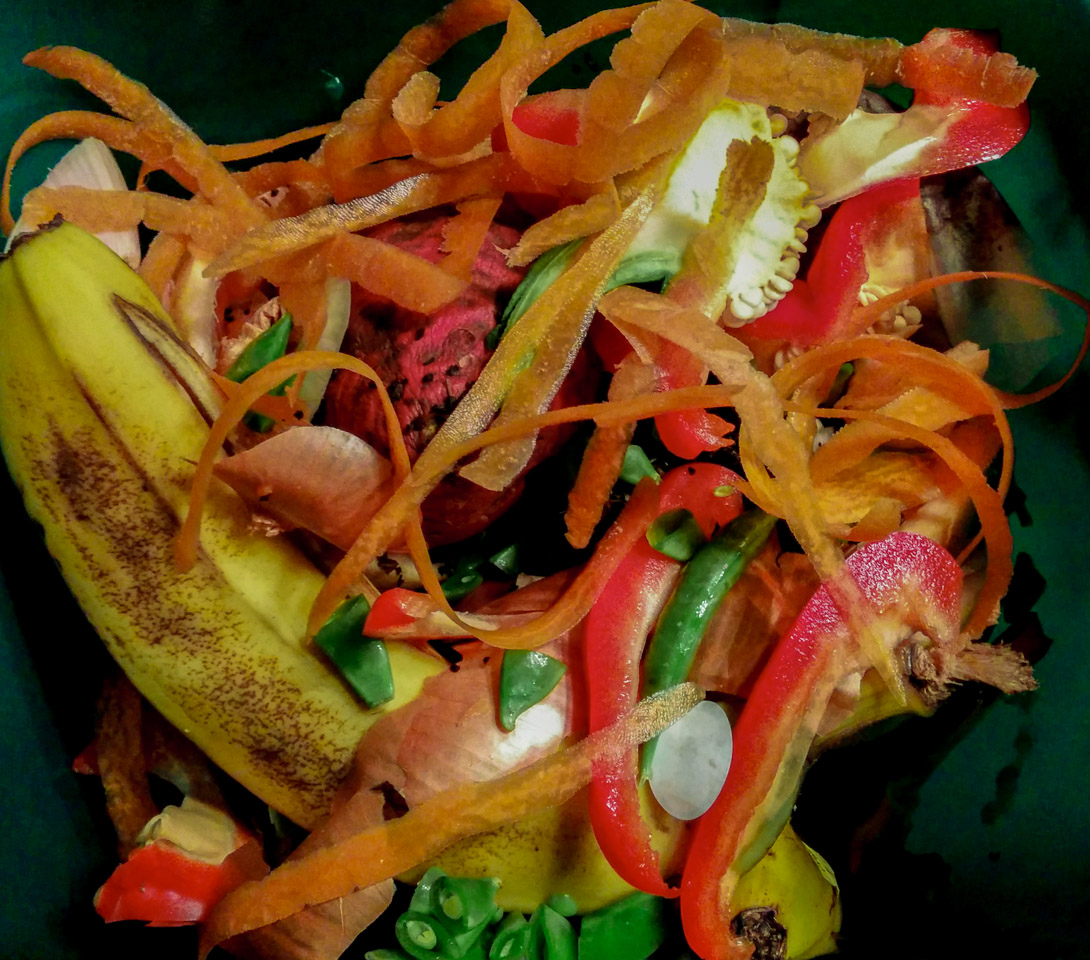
[0,222,441,829]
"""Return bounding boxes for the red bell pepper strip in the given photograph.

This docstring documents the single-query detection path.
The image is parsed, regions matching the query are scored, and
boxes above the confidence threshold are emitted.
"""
[654,351,735,460]
[679,532,962,960]
[366,587,421,632]
[738,178,922,346]
[94,801,267,927]
[900,28,1032,172]
[587,314,734,459]
[800,29,1032,208]
[584,463,742,897]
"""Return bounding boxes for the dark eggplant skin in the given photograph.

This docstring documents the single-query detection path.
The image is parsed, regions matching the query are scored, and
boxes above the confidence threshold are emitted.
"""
[844,88,1059,390]
[921,165,1061,390]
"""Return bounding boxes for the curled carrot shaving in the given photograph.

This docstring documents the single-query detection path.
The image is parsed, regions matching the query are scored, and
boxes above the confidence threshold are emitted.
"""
[232,159,330,201]
[319,0,513,194]
[20,185,237,254]
[438,195,503,280]
[323,156,436,203]
[1,110,166,234]
[362,0,515,103]
[205,153,526,277]
[393,1,544,163]
[210,124,335,164]
[498,4,654,184]
[198,681,705,957]
[24,46,265,232]
[720,18,904,88]
[809,383,990,484]
[773,335,1015,506]
[505,182,620,267]
[790,403,1012,640]
[573,13,730,183]
[175,350,411,573]
[848,271,1090,410]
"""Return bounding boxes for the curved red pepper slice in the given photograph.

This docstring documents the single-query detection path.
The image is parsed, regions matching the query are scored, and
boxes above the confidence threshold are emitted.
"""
[584,463,742,897]
[679,532,962,960]
[903,28,1031,174]
[738,178,922,346]
[801,29,1031,209]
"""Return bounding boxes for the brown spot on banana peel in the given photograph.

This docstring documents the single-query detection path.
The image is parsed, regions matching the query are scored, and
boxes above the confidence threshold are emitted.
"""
[32,416,352,808]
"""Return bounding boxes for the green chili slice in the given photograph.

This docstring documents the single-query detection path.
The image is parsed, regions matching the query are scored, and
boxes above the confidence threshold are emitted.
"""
[225,311,295,432]
[531,904,577,960]
[640,508,776,778]
[620,444,659,485]
[489,914,531,960]
[498,650,567,732]
[646,508,707,562]
[576,892,671,960]
[313,595,395,708]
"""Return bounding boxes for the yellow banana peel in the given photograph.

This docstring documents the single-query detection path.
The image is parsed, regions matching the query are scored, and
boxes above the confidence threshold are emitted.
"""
[0,223,441,829]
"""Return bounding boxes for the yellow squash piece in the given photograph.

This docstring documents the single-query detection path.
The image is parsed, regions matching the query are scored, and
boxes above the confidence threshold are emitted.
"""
[732,821,842,959]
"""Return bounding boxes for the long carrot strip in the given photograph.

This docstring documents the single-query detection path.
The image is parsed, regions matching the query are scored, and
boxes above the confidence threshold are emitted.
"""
[847,271,1090,410]
[24,46,265,232]
[19,185,237,253]
[198,681,704,957]
[401,477,660,650]
[1,110,165,234]
[458,167,667,493]
[210,124,335,163]
[564,357,654,549]
[138,231,188,305]
[323,232,467,313]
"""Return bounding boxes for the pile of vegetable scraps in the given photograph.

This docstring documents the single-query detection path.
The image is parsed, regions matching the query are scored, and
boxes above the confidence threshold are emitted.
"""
[3,1,1088,959]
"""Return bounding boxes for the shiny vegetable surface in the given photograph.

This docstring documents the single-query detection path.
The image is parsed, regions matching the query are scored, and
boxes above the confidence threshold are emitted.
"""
[0,1,1085,958]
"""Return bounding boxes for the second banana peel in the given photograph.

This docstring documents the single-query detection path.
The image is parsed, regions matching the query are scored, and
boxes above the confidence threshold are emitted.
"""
[0,222,441,829]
